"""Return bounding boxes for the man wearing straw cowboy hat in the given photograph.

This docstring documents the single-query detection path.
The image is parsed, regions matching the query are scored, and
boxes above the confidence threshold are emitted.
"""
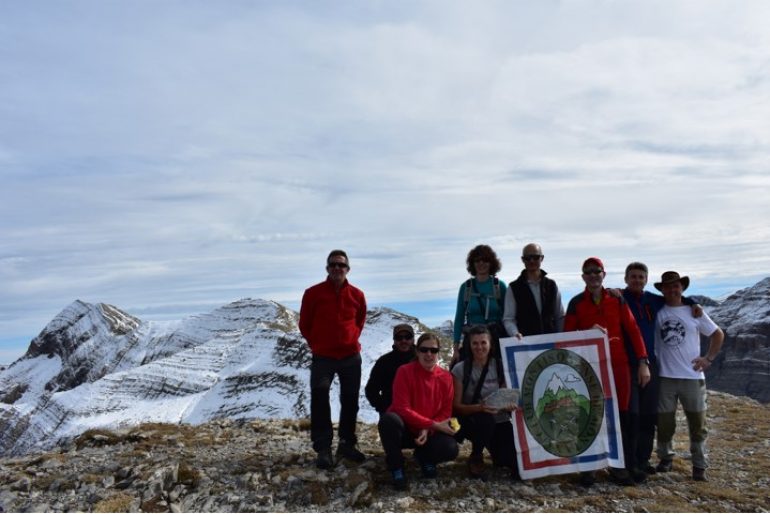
[653,271,724,482]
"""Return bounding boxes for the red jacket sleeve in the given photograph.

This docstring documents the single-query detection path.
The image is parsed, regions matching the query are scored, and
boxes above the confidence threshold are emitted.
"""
[355,290,367,338]
[620,303,647,359]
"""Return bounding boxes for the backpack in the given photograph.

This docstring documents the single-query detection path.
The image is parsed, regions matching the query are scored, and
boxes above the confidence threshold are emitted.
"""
[462,277,503,324]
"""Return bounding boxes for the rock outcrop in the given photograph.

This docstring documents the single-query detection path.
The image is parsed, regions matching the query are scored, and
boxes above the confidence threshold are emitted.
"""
[704,277,770,403]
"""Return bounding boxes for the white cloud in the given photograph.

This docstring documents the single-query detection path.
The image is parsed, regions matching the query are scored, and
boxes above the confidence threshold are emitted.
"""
[1,1,769,360]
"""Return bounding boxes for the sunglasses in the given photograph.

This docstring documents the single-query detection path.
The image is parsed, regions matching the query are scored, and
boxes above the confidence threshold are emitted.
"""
[417,347,440,354]
[522,254,543,262]
[327,262,349,269]
[394,334,413,341]
[583,268,604,275]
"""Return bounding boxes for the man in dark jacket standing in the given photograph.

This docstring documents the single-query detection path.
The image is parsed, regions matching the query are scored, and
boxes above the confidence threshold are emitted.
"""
[502,243,565,338]
[299,249,367,469]
[365,323,416,414]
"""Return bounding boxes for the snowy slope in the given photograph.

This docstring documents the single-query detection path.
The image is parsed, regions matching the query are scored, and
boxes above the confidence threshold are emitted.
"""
[0,300,429,456]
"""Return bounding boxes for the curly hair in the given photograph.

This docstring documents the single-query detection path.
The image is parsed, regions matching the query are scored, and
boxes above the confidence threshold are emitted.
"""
[465,244,502,276]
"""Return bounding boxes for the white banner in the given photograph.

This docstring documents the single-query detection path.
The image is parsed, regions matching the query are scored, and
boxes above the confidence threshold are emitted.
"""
[500,329,624,480]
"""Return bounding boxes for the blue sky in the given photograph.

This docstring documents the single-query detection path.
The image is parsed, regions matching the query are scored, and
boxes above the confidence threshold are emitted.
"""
[2,1,769,363]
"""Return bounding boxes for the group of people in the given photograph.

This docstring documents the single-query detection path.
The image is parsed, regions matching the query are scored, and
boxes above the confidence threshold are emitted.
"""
[299,245,724,491]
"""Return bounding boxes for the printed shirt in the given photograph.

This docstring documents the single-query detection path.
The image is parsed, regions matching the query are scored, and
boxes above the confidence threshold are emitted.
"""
[655,305,719,380]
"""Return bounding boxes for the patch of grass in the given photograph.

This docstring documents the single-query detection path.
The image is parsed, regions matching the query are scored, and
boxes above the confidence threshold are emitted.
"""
[93,493,134,513]
[178,460,201,487]
[74,429,123,449]
[79,473,104,484]
[140,495,168,513]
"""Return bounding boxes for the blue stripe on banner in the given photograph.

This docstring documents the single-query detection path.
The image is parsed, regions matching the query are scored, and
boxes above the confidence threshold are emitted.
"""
[605,397,620,459]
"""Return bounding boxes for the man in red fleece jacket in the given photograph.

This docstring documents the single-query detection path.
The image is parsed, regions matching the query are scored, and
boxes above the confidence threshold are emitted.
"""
[564,257,650,487]
[300,249,367,470]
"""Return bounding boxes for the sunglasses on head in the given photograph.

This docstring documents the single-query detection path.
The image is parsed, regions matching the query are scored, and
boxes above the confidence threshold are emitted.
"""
[328,262,349,269]
[417,347,440,354]
[522,254,543,262]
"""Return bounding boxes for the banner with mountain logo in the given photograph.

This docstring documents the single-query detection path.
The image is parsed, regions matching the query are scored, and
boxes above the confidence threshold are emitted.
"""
[500,329,624,479]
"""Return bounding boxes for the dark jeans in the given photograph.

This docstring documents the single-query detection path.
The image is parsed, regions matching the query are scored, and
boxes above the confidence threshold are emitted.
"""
[310,353,361,452]
[378,412,459,471]
[636,362,659,468]
[619,368,641,471]
[461,413,517,469]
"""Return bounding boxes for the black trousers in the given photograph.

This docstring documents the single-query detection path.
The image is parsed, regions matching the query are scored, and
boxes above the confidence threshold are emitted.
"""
[378,412,459,471]
[636,362,659,468]
[310,353,361,452]
[619,370,641,471]
[460,413,517,468]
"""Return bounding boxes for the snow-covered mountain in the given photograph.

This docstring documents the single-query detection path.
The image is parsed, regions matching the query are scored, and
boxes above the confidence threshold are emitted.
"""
[704,277,770,403]
[545,373,566,394]
[0,299,429,457]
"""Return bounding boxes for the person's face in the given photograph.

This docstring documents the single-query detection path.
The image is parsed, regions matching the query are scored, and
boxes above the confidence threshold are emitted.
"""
[582,266,605,289]
[521,245,544,272]
[624,269,648,294]
[326,256,350,283]
[393,331,414,353]
[470,334,491,362]
[661,281,684,304]
[473,257,490,275]
[416,340,440,371]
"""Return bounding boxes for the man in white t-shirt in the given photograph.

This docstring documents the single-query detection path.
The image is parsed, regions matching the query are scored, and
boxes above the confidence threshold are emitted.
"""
[653,271,724,482]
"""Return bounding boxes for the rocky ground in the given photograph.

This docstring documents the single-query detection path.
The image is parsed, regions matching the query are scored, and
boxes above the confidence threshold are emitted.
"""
[0,391,768,513]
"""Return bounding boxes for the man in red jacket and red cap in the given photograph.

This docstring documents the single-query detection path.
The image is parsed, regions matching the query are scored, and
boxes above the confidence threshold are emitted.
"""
[300,249,367,469]
[564,257,651,486]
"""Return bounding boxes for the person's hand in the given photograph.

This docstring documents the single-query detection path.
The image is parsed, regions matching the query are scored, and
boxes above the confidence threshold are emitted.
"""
[592,324,607,334]
[432,419,457,436]
[692,356,712,372]
[608,288,623,298]
[638,361,651,387]
[692,304,703,318]
[479,402,499,415]
[515,332,523,340]
[414,429,428,446]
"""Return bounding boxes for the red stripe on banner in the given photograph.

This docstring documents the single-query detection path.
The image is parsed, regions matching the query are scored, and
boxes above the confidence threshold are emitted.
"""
[515,409,571,470]
[556,337,613,399]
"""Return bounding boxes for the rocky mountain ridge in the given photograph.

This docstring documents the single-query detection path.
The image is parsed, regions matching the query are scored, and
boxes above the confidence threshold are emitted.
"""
[704,277,770,402]
[0,299,427,457]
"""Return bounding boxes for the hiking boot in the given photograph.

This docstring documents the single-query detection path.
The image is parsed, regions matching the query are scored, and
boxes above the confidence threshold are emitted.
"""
[391,468,408,491]
[316,448,334,470]
[656,459,673,473]
[467,454,487,480]
[692,467,707,482]
[421,462,437,479]
[642,463,657,475]
[630,467,648,483]
[609,467,635,486]
[336,440,366,463]
[510,465,521,481]
[579,471,596,488]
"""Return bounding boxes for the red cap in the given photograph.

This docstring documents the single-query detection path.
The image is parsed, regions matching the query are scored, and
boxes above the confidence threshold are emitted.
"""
[582,257,604,271]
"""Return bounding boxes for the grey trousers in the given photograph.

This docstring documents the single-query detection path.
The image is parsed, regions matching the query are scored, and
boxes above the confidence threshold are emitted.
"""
[656,377,708,469]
